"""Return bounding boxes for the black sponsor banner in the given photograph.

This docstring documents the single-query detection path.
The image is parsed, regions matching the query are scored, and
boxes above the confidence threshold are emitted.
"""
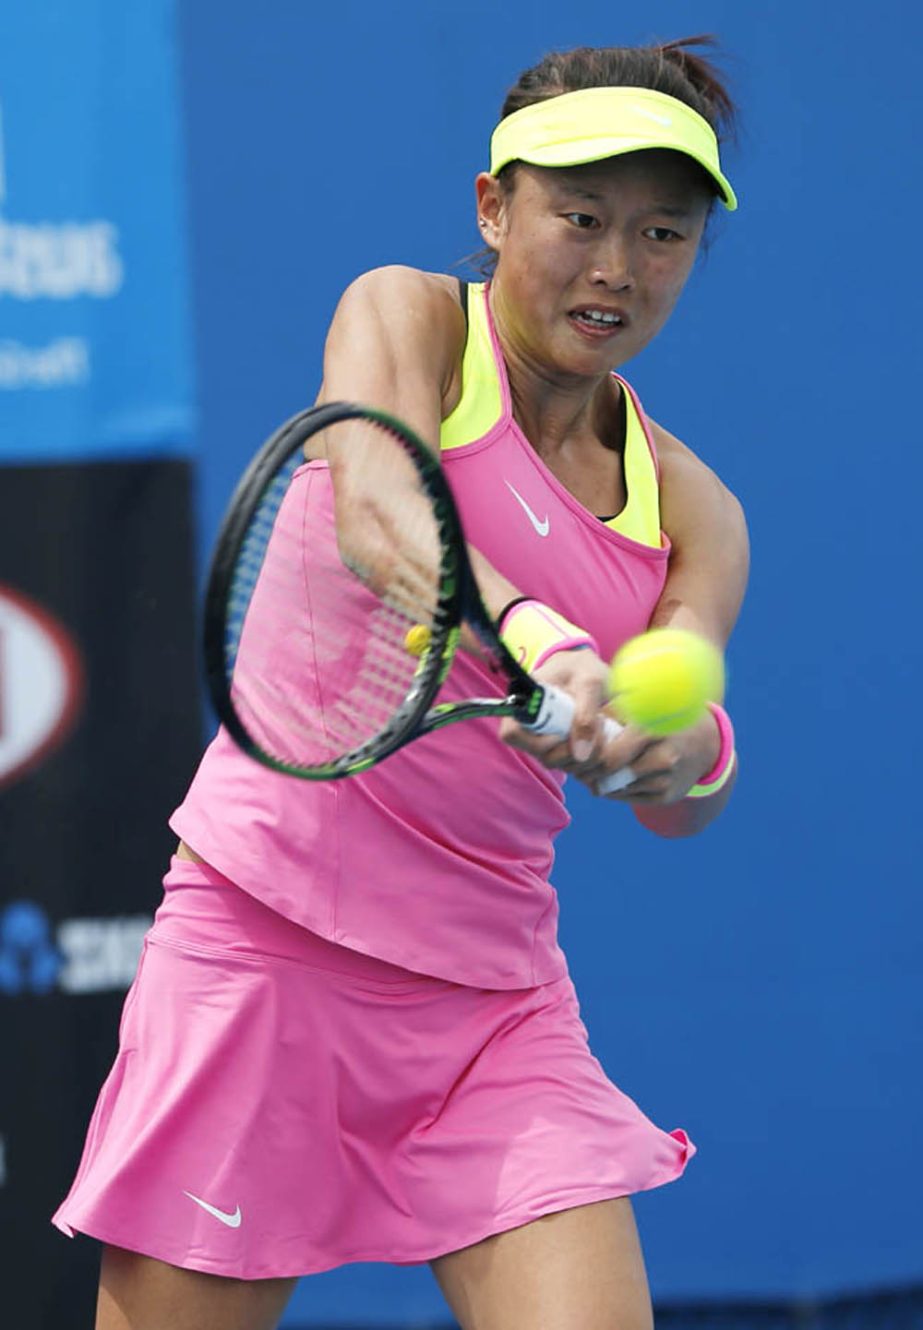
[0,459,202,1329]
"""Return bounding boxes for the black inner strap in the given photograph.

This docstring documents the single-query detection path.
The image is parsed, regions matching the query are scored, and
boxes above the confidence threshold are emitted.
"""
[457,278,469,334]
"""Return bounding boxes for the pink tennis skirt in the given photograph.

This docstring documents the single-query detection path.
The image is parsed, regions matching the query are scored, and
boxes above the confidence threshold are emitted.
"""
[53,857,693,1279]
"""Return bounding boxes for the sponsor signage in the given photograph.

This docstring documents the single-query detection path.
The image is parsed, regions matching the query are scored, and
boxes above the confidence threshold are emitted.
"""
[0,3,193,459]
[0,457,203,1329]
[0,900,150,997]
[0,584,83,789]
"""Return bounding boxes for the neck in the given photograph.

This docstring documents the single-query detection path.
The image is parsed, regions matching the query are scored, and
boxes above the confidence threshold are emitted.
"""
[488,283,621,458]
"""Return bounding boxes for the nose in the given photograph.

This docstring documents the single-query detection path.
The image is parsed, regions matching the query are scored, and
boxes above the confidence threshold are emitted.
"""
[589,235,634,292]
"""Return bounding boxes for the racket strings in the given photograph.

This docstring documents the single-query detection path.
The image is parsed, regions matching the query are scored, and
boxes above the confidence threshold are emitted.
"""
[225,456,301,677]
[223,419,448,772]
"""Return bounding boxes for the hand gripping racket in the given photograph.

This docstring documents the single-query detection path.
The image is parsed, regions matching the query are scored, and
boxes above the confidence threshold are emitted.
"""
[203,401,629,789]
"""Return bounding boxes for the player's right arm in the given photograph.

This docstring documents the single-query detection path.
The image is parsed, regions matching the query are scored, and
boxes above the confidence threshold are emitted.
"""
[313,265,606,755]
[315,267,526,613]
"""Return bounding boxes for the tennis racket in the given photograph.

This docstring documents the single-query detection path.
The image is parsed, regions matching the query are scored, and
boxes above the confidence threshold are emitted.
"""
[203,401,629,790]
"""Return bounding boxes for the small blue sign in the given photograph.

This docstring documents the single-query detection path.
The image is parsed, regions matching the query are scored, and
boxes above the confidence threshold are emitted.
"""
[0,1,193,459]
[0,901,62,994]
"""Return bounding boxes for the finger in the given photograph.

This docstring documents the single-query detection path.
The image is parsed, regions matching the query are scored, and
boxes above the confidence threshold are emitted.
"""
[573,756,611,782]
[542,741,584,770]
[600,722,655,769]
[502,728,559,755]
[596,771,680,802]
[595,772,652,800]
[584,724,645,792]
[569,676,607,761]
[501,724,572,766]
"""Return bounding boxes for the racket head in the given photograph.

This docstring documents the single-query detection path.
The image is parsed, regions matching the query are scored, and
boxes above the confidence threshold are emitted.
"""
[203,402,464,778]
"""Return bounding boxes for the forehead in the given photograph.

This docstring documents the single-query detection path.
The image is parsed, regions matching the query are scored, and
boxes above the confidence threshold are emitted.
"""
[523,150,714,210]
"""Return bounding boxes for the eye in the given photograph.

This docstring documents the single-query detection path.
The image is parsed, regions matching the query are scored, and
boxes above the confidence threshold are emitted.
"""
[643,226,683,242]
[563,212,598,230]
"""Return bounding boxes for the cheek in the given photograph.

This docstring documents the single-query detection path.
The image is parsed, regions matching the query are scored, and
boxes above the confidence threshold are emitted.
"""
[644,253,697,309]
[510,216,553,259]
[502,229,562,294]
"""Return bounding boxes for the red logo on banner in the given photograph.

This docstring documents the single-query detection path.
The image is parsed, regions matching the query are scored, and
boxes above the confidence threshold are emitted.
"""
[0,585,84,789]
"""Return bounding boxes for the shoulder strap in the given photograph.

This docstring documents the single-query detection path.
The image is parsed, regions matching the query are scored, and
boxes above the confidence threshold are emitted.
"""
[440,282,503,450]
[457,278,469,333]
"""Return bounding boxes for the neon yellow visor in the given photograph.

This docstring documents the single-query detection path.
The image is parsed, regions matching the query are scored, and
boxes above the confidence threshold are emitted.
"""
[489,86,737,211]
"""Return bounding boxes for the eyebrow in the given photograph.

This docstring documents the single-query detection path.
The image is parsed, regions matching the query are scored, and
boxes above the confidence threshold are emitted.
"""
[549,179,697,216]
[647,204,697,218]
[550,180,604,201]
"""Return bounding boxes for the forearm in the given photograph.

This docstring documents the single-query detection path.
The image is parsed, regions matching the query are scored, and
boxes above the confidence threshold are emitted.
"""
[468,548,520,620]
[631,757,738,838]
[329,458,520,629]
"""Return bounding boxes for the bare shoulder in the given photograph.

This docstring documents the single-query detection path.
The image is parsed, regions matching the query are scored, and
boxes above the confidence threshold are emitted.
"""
[335,267,465,353]
[327,266,466,406]
[340,263,462,308]
[649,417,748,550]
[317,267,466,447]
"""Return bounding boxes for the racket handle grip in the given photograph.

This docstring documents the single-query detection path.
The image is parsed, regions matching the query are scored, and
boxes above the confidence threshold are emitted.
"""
[525,685,635,795]
[525,683,578,737]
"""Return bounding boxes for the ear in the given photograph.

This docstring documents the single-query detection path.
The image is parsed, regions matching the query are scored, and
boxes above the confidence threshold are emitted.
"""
[475,172,507,251]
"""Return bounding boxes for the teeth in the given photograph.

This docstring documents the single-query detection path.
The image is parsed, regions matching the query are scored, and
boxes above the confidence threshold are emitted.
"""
[577,310,621,325]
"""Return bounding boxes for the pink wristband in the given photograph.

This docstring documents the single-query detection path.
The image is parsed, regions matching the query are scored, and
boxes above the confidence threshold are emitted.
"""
[498,598,599,674]
[686,702,736,799]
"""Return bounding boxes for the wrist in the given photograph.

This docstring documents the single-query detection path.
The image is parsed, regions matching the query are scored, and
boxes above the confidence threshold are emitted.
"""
[686,703,736,799]
[498,598,599,673]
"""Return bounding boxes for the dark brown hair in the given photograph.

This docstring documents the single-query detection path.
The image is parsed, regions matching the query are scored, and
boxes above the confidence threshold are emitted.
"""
[499,36,736,143]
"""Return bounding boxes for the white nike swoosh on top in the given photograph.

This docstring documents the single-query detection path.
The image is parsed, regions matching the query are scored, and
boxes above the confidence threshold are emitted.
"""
[634,106,672,126]
[184,1191,242,1228]
[505,481,550,537]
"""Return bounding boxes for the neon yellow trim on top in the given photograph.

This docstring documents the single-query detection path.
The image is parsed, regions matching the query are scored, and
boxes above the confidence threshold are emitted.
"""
[439,283,661,549]
[440,284,503,449]
[612,376,661,547]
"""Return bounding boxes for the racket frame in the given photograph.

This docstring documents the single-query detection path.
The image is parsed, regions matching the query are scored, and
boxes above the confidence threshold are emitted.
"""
[204,401,573,780]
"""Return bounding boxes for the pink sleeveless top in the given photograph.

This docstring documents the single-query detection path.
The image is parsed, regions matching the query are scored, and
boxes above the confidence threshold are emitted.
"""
[170,285,670,988]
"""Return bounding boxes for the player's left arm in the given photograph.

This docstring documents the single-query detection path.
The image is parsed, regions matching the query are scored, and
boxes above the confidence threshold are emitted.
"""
[605,419,750,836]
[650,421,749,644]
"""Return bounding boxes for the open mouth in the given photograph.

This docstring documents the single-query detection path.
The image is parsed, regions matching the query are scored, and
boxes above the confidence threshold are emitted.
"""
[569,307,628,336]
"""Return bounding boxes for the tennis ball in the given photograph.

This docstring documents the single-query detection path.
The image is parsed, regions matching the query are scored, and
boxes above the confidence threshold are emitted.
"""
[609,628,724,736]
[404,624,431,658]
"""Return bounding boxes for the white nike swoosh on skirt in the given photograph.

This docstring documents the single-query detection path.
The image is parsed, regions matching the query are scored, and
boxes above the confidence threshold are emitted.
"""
[183,1191,242,1228]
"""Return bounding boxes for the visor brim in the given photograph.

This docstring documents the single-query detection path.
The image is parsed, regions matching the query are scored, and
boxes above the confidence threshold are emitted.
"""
[495,138,737,211]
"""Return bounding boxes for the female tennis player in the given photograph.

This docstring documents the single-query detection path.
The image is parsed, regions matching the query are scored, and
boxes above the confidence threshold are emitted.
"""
[55,37,748,1330]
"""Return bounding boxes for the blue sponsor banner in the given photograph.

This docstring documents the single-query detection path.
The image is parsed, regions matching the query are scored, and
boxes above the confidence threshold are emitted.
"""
[0,1,193,459]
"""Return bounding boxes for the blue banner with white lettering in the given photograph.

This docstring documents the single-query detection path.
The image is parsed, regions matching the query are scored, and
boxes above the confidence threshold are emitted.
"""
[0,1,193,459]
[0,7,201,1327]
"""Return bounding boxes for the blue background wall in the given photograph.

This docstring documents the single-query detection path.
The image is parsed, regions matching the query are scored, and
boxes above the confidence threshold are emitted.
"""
[138,0,923,1321]
[0,2,193,459]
